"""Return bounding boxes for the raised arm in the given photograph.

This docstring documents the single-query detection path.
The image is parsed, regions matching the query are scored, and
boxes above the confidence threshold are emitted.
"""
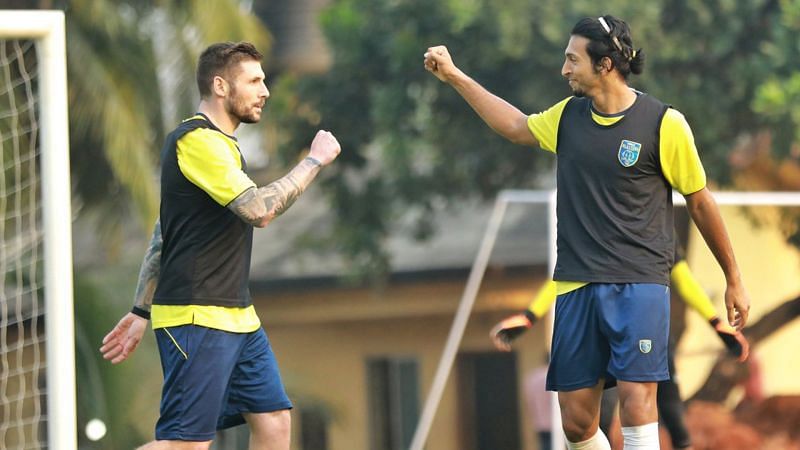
[684,187,750,330]
[228,130,341,227]
[424,46,537,147]
[100,219,162,364]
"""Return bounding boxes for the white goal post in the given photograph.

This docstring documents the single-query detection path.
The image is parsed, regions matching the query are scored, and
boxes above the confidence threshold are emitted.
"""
[0,10,75,450]
[410,189,800,450]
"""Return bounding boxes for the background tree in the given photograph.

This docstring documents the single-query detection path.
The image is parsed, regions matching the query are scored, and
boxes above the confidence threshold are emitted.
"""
[269,0,800,279]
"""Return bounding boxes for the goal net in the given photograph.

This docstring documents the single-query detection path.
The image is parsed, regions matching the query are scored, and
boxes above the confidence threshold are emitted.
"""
[0,10,75,450]
[410,189,800,450]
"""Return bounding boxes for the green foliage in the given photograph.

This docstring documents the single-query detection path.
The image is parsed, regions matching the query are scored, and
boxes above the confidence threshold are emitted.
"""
[752,0,800,155]
[64,0,270,242]
[271,0,560,278]
[74,273,160,449]
[270,0,799,277]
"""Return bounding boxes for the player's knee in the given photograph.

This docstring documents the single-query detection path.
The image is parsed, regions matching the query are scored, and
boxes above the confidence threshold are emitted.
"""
[270,409,291,434]
[618,385,657,425]
[560,410,596,442]
[250,409,291,440]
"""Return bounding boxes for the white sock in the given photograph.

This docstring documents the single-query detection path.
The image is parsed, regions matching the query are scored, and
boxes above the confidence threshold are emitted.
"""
[566,428,612,450]
[621,422,660,449]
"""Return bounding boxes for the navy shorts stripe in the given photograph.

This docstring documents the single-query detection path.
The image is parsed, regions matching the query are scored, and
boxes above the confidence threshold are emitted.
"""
[154,326,292,441]
[546,283,670,391]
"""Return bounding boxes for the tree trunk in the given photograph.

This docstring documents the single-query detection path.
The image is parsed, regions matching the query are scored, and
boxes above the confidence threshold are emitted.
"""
[689,295,800,402]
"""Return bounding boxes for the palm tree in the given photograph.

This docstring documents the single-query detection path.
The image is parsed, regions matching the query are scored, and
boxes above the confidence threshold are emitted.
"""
[5,1,270,447]
[64,0,271,238]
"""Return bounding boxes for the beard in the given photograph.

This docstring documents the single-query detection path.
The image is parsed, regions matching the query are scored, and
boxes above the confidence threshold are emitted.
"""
[225,88,262,124]
[570,86,587,98]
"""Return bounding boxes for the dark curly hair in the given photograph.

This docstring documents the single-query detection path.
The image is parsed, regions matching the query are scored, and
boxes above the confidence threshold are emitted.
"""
[571,15,644,79]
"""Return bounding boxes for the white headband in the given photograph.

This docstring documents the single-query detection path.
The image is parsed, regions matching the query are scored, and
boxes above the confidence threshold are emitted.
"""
[598,17,612,34]
[597,16,628,57]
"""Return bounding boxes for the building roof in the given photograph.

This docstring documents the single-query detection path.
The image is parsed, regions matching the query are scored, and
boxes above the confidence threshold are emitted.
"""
[249,190,552,283]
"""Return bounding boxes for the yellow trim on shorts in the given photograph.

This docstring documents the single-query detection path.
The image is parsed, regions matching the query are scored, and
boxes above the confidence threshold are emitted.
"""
[162,328,188,360]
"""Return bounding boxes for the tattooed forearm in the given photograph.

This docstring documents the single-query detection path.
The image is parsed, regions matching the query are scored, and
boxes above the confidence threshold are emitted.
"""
[133,219,162,311]
[228,157,322,227]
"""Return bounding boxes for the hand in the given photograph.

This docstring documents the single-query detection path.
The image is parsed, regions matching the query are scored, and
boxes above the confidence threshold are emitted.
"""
[709,317,750,362]
[724,281,750,330]
[100,312,148,364]
[424,45,460,83]
[490,311,536,352]
[308,130,341,166]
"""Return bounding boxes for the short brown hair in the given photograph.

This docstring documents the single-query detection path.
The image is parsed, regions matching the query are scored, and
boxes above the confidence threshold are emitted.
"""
[196,42,263,98]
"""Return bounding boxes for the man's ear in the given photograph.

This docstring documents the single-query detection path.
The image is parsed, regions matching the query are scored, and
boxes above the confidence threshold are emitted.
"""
[212,75,228,97]
[600,56,613,73]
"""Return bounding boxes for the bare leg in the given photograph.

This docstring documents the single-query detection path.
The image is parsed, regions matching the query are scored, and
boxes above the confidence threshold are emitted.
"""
[136,440,212,450]
[557,380,605,442]
[617,381,660,449]
[616,381,658,427]
[245,409,291,450]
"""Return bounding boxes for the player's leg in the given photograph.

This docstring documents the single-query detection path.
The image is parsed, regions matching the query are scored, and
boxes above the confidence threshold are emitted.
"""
[557,382,608,445]
[547,285,612,449]
[244,409,291,450]
[598,387,618,436]
[599,283,670,449]
[617,380,658,423]
[657,351,692,449]
[136,441,212,449]
[220,328,293,450]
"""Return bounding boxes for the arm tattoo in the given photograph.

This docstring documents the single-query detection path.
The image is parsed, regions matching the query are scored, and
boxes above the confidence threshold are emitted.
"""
[228,157,322,227]
[133,219,162,311]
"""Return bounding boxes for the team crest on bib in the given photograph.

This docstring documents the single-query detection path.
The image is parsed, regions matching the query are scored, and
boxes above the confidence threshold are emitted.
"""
[639,339,652,354]
[618,139,642,167]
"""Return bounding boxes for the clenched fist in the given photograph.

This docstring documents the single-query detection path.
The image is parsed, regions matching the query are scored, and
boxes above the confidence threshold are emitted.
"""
[309,130,341,166]
[424,45,461,83]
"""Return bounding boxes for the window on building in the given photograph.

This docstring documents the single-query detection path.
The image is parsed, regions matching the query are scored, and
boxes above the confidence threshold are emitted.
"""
[367,357,420,450]
[458,351,521,450]
[300,406,329,450]
[212,427,248,450]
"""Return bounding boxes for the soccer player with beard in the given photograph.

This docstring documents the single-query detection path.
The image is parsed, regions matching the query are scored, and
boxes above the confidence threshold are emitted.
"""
[424,15,749,450]
[101,42,341,449]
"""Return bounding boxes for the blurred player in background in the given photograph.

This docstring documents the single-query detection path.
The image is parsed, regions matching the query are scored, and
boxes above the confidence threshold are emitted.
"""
[492,238,750,449]
[425,14,750,450]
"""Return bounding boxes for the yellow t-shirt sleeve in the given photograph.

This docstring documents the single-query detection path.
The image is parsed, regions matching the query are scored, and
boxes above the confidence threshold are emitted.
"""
[659,109,707,195]
[176,128,257,206]
[527,97,572,153]
[527,279,557,318]
[671,260,717,321]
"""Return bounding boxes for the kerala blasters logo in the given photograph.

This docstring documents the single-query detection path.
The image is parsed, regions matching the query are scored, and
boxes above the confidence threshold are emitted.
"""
[618,139,642,167]
[639,339,652,354]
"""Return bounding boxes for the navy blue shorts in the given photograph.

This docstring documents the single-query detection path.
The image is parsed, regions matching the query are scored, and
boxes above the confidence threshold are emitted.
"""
[154,325,293,441]
[546,283,670,391]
